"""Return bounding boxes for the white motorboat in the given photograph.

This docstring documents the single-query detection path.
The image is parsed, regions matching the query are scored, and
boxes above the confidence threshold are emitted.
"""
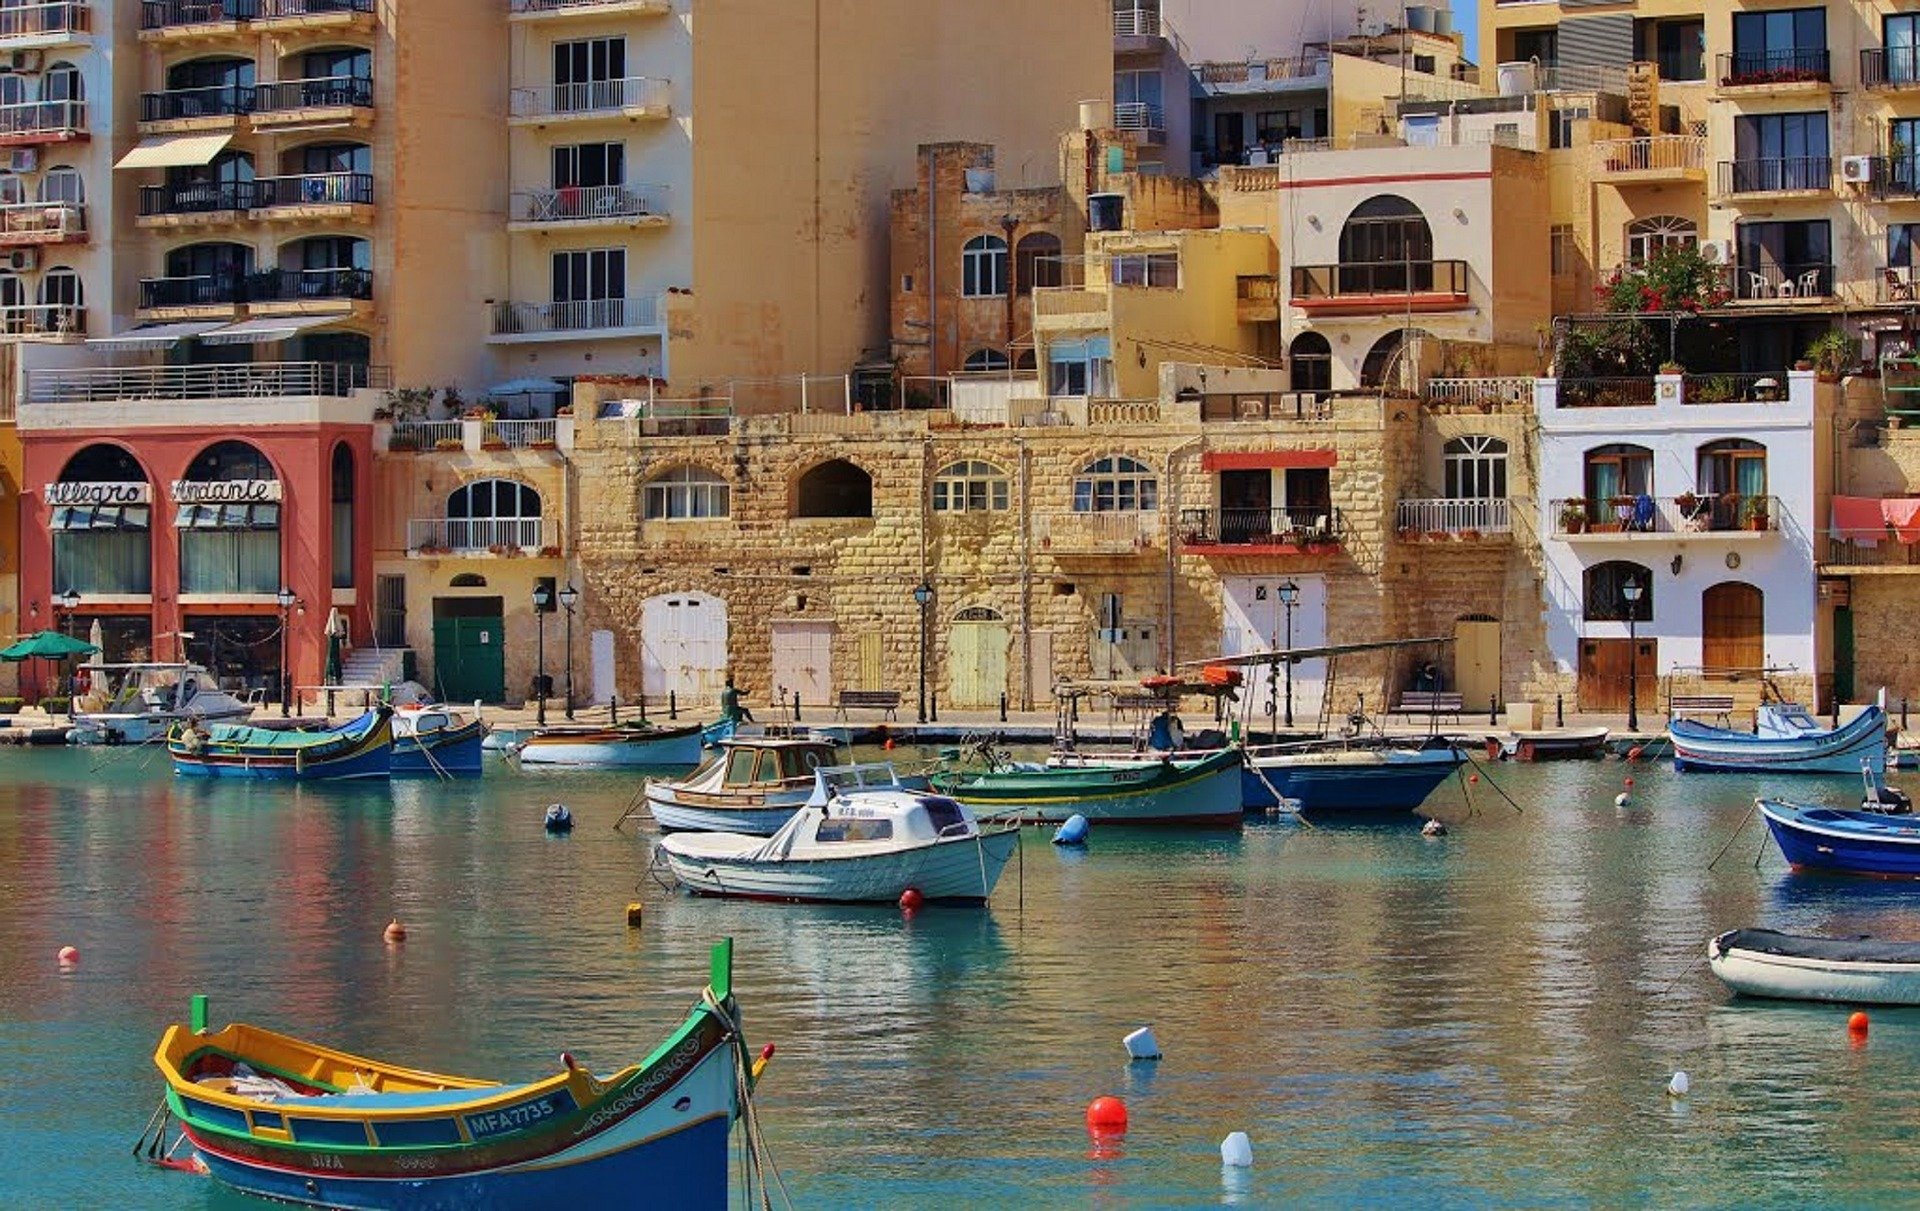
[1710,928,1920,1005]
[647,735,853,835]
[654,763,1019,904]
[68,662,258,744]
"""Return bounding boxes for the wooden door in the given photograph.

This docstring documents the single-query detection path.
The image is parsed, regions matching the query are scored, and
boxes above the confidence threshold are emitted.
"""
[948,609,1009,708]
[641,592,727,704]
[1454,618,1500,709]
[1027,629,1053,705]
[856,630,883,690]
[1578,637,1657,713]
[432,609,505,703]
[1701,582,1763,676]
[770,621,834,710]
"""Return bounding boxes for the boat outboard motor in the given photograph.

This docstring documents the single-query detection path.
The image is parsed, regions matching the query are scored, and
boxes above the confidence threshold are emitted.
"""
[1863,783,1914,814]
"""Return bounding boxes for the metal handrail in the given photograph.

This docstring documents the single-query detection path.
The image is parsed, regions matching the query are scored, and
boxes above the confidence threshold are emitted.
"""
[408,517,550,553]
[0,2,88,37]
[1178,506,1346,546]
[28,361,389,404]
[1592,135,1704,174]
[251,172,374,207]
[1290,260,1469,299]
[0,98,83,137]
[511,182,668,223]
[1395,498,1511,533]
[510,75,669,118]
[0,199,84,238]
[252,75,373,113]
[1718,48,1830,87]
[1862,47,1920,90]
[140,83,250,123]
[0,303,83,337]
[1717,156,1832,194]
[489,295,661,336]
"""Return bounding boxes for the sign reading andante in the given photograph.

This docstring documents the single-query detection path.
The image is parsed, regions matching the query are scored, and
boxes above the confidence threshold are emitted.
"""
[45,481,151,505]
[170,479,283,504]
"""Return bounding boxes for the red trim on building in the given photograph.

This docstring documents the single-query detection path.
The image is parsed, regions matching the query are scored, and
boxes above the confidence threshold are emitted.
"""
[1202,450,1337,472]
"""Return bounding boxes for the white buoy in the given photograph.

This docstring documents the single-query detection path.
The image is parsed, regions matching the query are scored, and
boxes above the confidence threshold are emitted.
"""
[1667,1070,1690,1098]
[1123,1026,1162,1061]
[1615,792,1631,808]
[1220,1131,1253,1167]
[1421,819,1447,837]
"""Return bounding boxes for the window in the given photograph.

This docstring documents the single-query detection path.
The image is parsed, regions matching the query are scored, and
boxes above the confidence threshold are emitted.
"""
[289,141,370,176]
[1891,119,1920,196]
[1444,436,1508,499]
[961,349,1007,373]
[38,166,80,205]
[165,240,252,282]
[1731,113,1829,191]
[166,56,253,112]
[794,460,873,518]
[814,817,894,843]
[1626,215,1697,264]
[1513,29,1557,66]
[1361,328,1428,389]
[552,141,624,189]
[1015,232,1061,295]
[1550,224,1574,277]
[51,444,151,596]
[644,467,730,520]
[296,235,370,272]
[1889,15,1919,87]
[177,441,280,596]
[0,172,19,206]
[1729,8,1827,82]
[553,36,626,111]
[962,235,1007,297]
[551,248,625,327]
[1583,443,1653,508]
[1073,455,1158,513]
[1656,19,1705,81]
[1048,337,1113,397]
[43,61,79,103]
[1550,106,1588,151]
[1108,251,1178,288]
[1583,560,1653,622]
[932,460,1010,513]
[1891,223,1920,268]
[1338,196,1436,294]
[38,266,79,309]
[446,479,543,549]
[1289,331,1332,395]
[298,47,372,81]
[1736,219,1830,298]
[1697,439,1766,497]
[1114,68,1161,127]
[1414,54,1436,75]
[331,443,354,589]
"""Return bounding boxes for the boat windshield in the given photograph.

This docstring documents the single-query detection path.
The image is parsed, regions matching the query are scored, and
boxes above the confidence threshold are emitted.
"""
[919,796,969,835]
[780,746,829,778]
[815,817,893,843]
[723,748,759,786]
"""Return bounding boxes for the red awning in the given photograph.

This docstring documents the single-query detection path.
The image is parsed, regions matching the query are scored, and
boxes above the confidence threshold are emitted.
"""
[1202,450,1337,472]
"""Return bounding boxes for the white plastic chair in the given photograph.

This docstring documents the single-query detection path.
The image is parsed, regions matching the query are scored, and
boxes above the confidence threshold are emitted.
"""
[1797,269,1821,297]
[1747,272,1770,299]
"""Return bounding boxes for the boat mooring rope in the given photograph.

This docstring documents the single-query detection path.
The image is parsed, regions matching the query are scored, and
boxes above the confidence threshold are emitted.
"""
[703,991,793,1211]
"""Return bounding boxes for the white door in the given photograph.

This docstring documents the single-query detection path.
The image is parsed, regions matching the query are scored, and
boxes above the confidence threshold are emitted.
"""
[1221,575,1327,728]
[590,628,616,706]
[641,592,728,704]
[771,620,834,711]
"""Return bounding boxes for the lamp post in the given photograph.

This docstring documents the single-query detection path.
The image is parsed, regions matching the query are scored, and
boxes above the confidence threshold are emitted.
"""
[558,583,578,720]
[532,583,552,727]
[912,580,933,724]
[1622,576,1644,734]
[276,586,295,716]
[57,588,79,702]
[1277,580,1300,729]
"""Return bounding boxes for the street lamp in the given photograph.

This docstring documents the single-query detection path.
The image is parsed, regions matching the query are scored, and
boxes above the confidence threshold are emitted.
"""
[912,580,933,724]
[531,583,552,727]
[1622,576,1645,734]
[276,586,296,716]
[56,588,79,636]
[558,583,579,720]
[1277,580,1300,729]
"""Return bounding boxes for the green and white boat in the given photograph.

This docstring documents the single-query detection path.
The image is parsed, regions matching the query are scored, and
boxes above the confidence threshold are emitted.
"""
[929,747,1243,827]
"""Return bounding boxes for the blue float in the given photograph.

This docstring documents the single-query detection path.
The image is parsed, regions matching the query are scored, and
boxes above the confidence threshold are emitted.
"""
[544,803,575,834]
[1052,813,1090,846]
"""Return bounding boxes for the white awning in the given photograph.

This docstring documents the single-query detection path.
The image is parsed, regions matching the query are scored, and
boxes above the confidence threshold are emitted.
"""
[85,321,226,351]
[197,314,343,346]
[114,132,234,171]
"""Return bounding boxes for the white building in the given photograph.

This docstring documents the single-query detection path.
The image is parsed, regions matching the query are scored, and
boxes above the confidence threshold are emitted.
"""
[1534,369,1824,713]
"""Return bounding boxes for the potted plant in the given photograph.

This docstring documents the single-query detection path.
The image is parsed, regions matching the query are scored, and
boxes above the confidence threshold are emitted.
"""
[1559,498,1588,534]
[434,436,464,451]
[1675,490,1708,531]
[1396,525,1419,542]
[1658,361,1684,376]
[1804,330,1854,382]
[538,544,562,558]
[1743,495,1770,531]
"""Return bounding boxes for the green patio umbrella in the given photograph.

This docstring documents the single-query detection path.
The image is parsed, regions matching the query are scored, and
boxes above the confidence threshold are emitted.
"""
[0,630,99,661]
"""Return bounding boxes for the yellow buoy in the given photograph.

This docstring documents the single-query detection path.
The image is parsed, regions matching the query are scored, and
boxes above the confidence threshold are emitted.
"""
[626,902,644,928]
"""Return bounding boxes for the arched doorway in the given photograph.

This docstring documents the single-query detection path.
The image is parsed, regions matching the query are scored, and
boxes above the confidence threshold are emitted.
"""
[947,605,1008,708]
[641,592,727,703]
[794,459,873,518]
[1288,331,1332,396]
[1702,582,1763,677]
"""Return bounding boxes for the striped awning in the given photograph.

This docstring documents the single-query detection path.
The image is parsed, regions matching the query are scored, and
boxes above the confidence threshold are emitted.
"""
[114,133,234,170]
[86,321,225,351]
[198,314,343,346]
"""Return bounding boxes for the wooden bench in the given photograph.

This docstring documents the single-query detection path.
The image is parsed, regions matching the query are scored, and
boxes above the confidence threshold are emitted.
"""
[1394,690,1464,722]
[835,689,902,721]
[1669,694,1735,727]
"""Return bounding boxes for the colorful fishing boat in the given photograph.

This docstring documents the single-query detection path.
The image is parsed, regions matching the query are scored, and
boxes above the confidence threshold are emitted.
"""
[511,720,706,768]
[69,661,258,745]
[647,735,849,834]
[1709,928,1920,1005]
[1671,703,1887,775]
[1757,797,1920,876]
[656,765,1019,903]
[932,746,1244,826]
[391,705,488,777]
[1242,741,1464,815]
[143,940,761,1209]
[168,707,394,781]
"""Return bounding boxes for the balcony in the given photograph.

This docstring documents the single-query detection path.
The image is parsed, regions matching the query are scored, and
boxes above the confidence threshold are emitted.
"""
[1869,155,1920,202]
[1179,506,1345,554]
[1030,286,1110,330]
[0,3,91,47]
[138,180,248,223]
[509,76,670,124]
[408,517,555,558]
[1289,260,1470,315]
[251,172,374,219]
[487,294,662,343]
[244,266,373,311]
[139,273,244,311]
[0,199,84,246]
[139,0,251,36]
[508,0,670,20]
[139,84,249,129]
[507,183,668,231]
[1592,135,1706,184]
[1396,497,1512,537]
[254,0,374,32]
[1717,157,1831,198]
[1424,377,1534,412]
[0,98,84,146]
[1863,48,1920,91]
[1113,5,1161,41]
[0,302,83,341]
[1881,266,1919,305]
[1716,48,1830,91]
[25,361,387,405]
[1551,494,1779,540]
[1235,275,1277,323]
[1727,262,1833,303]
[1033,510,1161,557]
[1113,102,1164,144]
[388,418,569,454]
[250,75,374,129]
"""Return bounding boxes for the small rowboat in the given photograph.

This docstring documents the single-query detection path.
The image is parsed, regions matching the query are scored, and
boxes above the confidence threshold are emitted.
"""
[1710,928,1920,1005]
[168,707,394,781]
[146,940,760,1209]
[1757,797,1920,876]
[392,705,488,776]
[1672,704,1887,776]
[512,721,706,768]
[1483,726,1610,762]
[932,747,1244,826]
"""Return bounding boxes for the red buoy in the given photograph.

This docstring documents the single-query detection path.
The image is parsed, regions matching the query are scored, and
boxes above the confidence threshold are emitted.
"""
[56,945,78,968]
[384,919,407,943]
[1623,777,1635,789]
[884,738,896,751]
[1849,1011,1870,1036]
[1468,773,1480,784]
[1086,1095,1128,1134]
[1627,746,1644,761]
[898,888,924,912]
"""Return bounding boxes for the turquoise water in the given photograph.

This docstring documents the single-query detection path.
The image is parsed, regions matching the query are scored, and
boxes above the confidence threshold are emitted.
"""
[5,746,1920,1208]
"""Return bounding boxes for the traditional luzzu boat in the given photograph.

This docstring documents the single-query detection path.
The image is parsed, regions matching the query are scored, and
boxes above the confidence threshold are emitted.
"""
[656,765,1019,903]
[143,940,763,1209]
[931,746,1244,826]
[1242,740,1464,815]
[1671,703,1887,775]
[648,735,854,835]
[511,720,707,768]
[391,705,488,777]
[1757,797,1920,876]
[1710,928,1920,1005]
[167,707,394,781]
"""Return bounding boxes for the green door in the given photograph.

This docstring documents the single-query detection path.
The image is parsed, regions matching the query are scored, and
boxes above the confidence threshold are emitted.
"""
[433,615,505,703]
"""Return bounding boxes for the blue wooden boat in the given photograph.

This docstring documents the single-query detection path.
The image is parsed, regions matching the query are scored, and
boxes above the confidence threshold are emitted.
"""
[1243,741,1464,815]
[1672,704,1886,775]
[392,705,487,777]
[168,708,394,781]
[1758,798,1920,876]
[146,939,761,1209]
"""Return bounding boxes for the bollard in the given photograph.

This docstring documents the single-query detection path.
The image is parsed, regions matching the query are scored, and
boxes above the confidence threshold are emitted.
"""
[638,692,648,723]
[930,691,938,723]
[669,691,677,720]
[793,693,802,723]
[1904,696,1910,730]
[1000,692,1008,723]
[1489,694,1498,725]
[1556,693,1564,727]
[610,694,619,725]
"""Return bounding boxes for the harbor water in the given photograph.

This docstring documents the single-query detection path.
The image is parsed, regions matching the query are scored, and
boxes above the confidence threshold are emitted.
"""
[7,745,1920,1207]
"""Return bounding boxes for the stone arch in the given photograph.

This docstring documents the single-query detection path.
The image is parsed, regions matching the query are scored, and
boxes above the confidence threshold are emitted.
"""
[793,458,873,518]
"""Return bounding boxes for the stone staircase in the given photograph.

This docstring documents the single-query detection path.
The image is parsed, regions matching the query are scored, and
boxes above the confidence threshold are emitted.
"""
[340,646,409,688]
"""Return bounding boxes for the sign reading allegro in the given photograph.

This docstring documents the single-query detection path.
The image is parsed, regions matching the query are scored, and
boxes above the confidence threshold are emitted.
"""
[44,481,152,505]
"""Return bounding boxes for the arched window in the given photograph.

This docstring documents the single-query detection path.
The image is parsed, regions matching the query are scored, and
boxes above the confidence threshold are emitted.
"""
[330,443,354,589]
[962,234,1008,298]
[1626,215,1698,264]
[1015,231,1062,295]
[1584,443,1653,509]
[1361,328,1428,389]
[159,153,254,219]
[1444,435,1508,499]
[644,466,730,520]
[1340,194,1433,293]
[43,60,80,103]
[1015,348,1037,371]
[1073,455,1158,513]
[51,444,152,596]
[38,166,81,205]
[1583,560,1652,622]
[1289,331,1332,395]
[280,235,371,300]
[293,45,372,83]
[1697,438,1766,496]
[445,479,542,551]
[177,440,280,595]
[932,460,1009,513]
[795,459,873,518]
[962,348,1009,373]
[448,572,488,588]
[38,267,79,308]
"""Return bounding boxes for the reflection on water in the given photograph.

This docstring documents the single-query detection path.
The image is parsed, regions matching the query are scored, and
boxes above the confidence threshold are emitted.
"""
[3,748,1920,1205]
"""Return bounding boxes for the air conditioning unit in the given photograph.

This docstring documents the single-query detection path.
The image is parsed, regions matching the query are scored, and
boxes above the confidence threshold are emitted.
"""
[1841,154,1875,185]
[6,148,35,173]
[6,249,38,271]
[6,50,42,73]
[1698,238,1734,265]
